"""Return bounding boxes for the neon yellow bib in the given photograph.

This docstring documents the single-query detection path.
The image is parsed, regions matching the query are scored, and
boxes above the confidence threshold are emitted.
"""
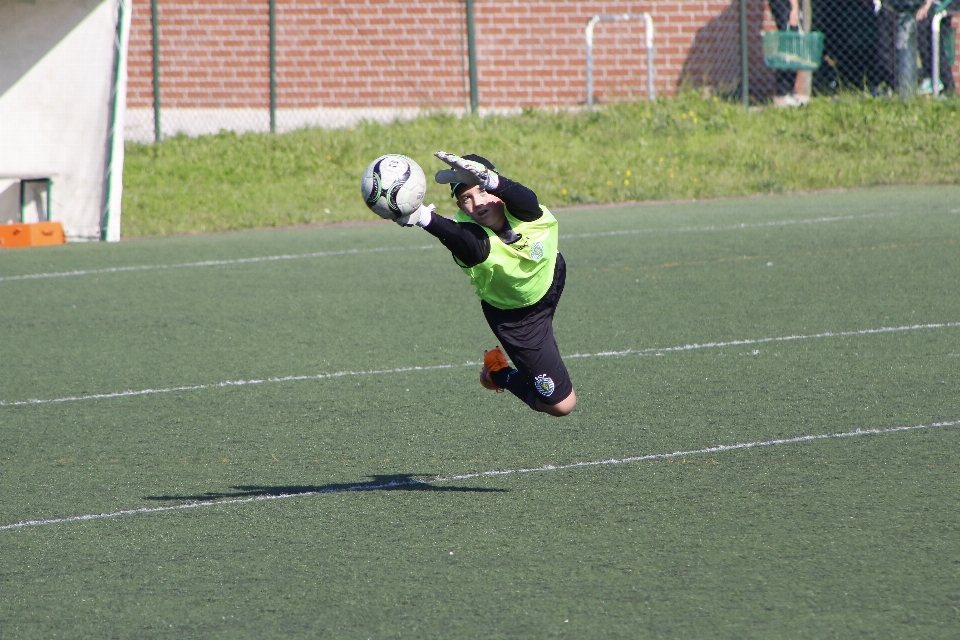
[453,206,558,310]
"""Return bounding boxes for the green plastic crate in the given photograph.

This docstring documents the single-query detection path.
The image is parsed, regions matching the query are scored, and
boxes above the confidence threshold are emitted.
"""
[762,30,825,71]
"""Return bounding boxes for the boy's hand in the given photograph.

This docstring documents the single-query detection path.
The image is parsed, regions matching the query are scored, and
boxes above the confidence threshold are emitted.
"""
[395,203,435,227]
[434,151,492,187]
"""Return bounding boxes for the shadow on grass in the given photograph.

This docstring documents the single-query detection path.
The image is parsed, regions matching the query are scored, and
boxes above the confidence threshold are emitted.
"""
[144,473,506,502]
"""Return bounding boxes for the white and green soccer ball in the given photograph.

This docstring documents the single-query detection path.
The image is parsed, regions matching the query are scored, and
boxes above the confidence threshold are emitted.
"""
[360,154,427,220]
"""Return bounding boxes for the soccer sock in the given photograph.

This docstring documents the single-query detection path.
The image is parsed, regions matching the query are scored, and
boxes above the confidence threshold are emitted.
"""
[490,367,539,410]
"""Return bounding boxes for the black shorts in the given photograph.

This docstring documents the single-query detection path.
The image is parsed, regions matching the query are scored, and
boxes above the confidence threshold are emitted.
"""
[481,253,573,405]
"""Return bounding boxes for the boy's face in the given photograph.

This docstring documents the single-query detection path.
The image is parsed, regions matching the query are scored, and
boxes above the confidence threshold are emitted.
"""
[456,185,507,230]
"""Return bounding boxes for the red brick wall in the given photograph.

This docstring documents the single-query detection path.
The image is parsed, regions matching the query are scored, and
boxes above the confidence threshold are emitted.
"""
[127,1,758,109]
[127,1,271,108]
[126,1,957,110]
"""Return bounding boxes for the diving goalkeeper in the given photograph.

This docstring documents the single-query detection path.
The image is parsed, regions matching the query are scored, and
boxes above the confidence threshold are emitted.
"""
[397,151,576,417]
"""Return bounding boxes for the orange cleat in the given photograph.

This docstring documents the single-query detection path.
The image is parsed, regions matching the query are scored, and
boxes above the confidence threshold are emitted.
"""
[480,347,509,392]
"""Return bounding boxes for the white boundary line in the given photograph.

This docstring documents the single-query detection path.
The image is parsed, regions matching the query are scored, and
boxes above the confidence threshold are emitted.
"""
[564,321,960,359]
[559,212,900,240]
[2,321,958,408]
[0,363,460,407]
[0,246,435,283]
[0,211,922,283]
[2,418,957,532]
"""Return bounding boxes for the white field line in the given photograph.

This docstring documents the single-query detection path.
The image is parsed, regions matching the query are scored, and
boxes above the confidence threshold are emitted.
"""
[0,211,920,283]
[564,321,960,359]
[559,212,901,240]
[0,246,436,283]
[2,321,958,409]
[2,418,957,532]
[0,364,460,407]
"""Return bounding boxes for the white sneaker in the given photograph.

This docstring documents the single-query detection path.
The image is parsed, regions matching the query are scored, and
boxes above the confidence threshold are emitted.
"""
[773,93,802,108]
[918,78,943,95]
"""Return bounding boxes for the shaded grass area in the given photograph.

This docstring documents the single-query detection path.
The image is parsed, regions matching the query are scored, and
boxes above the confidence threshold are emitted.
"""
[122,94,960,237]
[2,188,960,637]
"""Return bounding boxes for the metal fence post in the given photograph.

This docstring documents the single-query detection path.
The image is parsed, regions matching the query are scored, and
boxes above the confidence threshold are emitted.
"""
[798,0,813,98]
[932,9,948,97]
[465,0,478,114]
[645,13,656,101]
[586,16,599,106]
[269,0,277,133]
[740,0,749,106]
[151,0,161,142]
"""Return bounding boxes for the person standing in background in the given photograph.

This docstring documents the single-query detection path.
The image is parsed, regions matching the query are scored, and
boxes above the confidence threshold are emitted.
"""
[770,0,807,106]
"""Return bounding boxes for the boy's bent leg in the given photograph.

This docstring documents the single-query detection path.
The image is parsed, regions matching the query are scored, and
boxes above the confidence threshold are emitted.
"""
[536,388,577,417]
[481,256,573,414]
[487,321,574,415]
[487,365,538,408]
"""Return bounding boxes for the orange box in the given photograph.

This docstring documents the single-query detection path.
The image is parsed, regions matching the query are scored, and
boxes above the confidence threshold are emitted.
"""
[0,222,66,249]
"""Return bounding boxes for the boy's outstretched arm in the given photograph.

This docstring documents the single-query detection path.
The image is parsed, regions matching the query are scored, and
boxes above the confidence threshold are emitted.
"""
[396,202,490,267]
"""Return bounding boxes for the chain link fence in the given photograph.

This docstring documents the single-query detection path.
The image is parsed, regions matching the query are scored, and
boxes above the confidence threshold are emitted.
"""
[124,0,958,144]
[811,0,956,97]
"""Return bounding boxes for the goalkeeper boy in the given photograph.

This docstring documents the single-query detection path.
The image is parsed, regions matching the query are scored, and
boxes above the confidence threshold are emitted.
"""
[398,152,576,417]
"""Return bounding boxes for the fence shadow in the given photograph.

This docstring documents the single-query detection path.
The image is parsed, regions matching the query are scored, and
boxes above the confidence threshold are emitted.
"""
[679,1,776,100]
[144,473,507,502]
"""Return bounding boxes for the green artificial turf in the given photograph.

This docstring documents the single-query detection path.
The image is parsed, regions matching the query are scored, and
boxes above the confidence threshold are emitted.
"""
[1,186,959,638]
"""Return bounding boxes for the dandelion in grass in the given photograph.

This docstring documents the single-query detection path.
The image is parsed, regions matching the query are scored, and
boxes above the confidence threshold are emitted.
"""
[607,180,613,186]
[624,179,630,185]
[561,188,568,195]
[626,170,632,177]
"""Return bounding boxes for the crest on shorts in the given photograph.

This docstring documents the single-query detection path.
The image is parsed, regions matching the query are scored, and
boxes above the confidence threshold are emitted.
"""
[529,241,544,261]
[534,373,555,397]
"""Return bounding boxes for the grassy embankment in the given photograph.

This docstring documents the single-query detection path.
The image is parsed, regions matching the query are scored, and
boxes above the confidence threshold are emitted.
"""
[122,93,960,237]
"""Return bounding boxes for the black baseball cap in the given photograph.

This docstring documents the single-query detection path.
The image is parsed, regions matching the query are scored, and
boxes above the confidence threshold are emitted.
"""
[450,154,497,198]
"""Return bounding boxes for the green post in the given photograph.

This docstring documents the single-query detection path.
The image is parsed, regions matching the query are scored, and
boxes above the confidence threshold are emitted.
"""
[151,0,161,142]
[45,179,52,223]
[269,0,277,133]
[740,0,749,106]
[465,0,479,114]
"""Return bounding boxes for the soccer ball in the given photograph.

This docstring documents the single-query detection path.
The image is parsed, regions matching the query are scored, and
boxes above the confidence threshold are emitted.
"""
[360,154,427,220]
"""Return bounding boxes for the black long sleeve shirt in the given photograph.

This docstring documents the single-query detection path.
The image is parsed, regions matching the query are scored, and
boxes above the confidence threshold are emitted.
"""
[422,176,542,267]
